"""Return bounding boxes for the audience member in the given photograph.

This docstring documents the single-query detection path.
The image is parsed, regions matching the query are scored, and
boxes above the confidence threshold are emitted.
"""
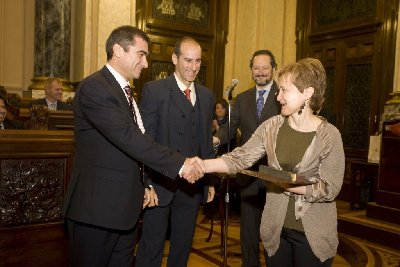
[30,77,71,110]
[0,94,24,129]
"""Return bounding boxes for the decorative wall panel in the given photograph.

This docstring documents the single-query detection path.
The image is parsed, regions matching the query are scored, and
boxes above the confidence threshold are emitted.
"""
[324,67,335,114]
[343,64,372,149]
[151,61,206,85]
[0,158,65,226]
[316,0,377,26]
[152,0,209,27]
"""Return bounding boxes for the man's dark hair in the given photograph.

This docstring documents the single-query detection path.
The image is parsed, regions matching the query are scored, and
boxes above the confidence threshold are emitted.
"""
[174,36,200,57]
[249,50,277,69]
[106,25,150,60]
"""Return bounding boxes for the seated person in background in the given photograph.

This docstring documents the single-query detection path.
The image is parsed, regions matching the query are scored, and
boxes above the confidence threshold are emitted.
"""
[0,94,24,129]
[30,77,72,110]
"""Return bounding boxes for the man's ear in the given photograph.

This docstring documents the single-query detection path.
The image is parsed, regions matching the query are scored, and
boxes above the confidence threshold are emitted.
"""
[113,43,123,58]
[172,53,178,65]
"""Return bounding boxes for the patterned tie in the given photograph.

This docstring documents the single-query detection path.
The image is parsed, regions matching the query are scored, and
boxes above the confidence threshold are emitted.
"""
[49,103,57,110]
[124,85,138,124]
[184,88,192,104]
[257,90,267,118]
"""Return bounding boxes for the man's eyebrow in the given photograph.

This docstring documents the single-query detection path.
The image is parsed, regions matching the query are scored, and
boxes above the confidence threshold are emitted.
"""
[138,50,149,56]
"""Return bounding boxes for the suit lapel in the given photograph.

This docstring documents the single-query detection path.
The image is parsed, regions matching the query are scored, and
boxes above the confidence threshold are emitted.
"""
[195,85,208,135]
[169,76,191,114]
[248,88,258,121]
[260,82,279,121]
[100,67,132,114]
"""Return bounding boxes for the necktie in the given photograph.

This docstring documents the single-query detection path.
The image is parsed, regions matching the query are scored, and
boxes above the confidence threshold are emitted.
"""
[184,88,192,104]
[124,85,145,133]
[49,103,56,110]
[124,85,138,124]
[257,90,267,118]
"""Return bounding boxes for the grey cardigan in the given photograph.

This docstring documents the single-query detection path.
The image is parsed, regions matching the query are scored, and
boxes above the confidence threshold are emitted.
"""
[221,115,345,262]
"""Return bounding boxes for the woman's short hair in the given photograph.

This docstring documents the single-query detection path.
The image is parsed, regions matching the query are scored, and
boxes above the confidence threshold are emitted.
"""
[214,98,228,111]
[276,58,326,112]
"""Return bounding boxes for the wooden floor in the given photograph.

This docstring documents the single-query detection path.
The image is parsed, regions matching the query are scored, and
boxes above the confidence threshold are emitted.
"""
[159,200,400,267]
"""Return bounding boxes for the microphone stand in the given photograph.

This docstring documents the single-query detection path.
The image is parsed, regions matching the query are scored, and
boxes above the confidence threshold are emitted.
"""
[222,89,233,266]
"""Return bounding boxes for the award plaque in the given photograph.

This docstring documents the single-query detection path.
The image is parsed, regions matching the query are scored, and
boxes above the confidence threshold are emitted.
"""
[238,165,316,185]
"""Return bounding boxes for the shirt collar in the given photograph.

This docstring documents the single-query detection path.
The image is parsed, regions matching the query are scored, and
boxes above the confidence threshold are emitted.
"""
[256,80,273,92]
[45,99,57,106]
[106,63,130,89]
[174,73,195,93]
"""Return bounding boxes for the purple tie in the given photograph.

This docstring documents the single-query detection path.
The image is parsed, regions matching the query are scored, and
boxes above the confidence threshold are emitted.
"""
[257,90,266,118]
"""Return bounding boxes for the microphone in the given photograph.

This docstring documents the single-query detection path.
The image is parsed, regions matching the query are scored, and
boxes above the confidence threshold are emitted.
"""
[224,79,239,97]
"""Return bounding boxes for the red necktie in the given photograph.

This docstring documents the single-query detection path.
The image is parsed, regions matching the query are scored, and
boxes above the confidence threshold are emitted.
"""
[184,88,191,103]
[124,85,137,124]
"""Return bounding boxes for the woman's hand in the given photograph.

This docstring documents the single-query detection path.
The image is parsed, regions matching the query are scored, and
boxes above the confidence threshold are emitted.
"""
[283,184,307,195]
[212,119,219,132]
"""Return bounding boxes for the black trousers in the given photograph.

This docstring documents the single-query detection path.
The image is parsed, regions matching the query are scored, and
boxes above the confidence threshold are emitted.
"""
[135,188,201,267]
[67,219,138,267]
[265,228,334,267]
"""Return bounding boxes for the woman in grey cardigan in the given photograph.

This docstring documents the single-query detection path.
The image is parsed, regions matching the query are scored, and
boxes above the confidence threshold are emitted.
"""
[203,58,345,267]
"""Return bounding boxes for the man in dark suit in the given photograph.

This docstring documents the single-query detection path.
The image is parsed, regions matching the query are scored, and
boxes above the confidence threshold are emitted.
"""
[30,77,72,110]
[0,94,24,129]
[135,37,215,267]
[214,50,281,267]
[62,26,204,267]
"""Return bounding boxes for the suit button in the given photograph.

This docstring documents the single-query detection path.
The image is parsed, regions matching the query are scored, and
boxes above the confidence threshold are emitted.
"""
[182,115,186,119]
[178,132,183,136]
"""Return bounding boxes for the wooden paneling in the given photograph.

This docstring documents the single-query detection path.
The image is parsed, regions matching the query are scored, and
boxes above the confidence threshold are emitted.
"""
[135,0,229,100]
[0,130,74,266]
[296,0,399,158]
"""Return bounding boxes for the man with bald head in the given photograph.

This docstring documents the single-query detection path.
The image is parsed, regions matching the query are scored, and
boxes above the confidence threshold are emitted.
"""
[135,36,215,267]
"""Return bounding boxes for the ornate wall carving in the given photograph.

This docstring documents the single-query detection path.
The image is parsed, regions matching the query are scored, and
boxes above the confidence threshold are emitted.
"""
[152,0,209,26]
[0,158,65,226]
[343,64,372,149]
[316,0,376,26]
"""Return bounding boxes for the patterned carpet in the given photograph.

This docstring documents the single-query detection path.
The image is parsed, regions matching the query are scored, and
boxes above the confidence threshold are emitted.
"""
[159,208,400,267]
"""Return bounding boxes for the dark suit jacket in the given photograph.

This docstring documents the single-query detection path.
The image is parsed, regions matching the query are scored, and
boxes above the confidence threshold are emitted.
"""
[2,118,25,129]
[62,67,186,231]
[30,98,72,110]
[139,75,215,206]
[215,82,281,185]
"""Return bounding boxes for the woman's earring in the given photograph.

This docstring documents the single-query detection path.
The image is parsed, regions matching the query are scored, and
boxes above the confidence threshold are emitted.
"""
[298,102,305,115]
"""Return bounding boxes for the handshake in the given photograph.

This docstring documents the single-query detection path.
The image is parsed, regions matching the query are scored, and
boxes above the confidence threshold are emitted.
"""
[180,157,206,183]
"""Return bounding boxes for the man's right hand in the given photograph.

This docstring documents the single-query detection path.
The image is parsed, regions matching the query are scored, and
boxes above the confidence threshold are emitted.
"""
[180,157,205,183]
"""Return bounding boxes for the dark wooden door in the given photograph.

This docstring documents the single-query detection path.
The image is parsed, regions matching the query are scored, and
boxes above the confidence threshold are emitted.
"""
[296,0,398,158]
